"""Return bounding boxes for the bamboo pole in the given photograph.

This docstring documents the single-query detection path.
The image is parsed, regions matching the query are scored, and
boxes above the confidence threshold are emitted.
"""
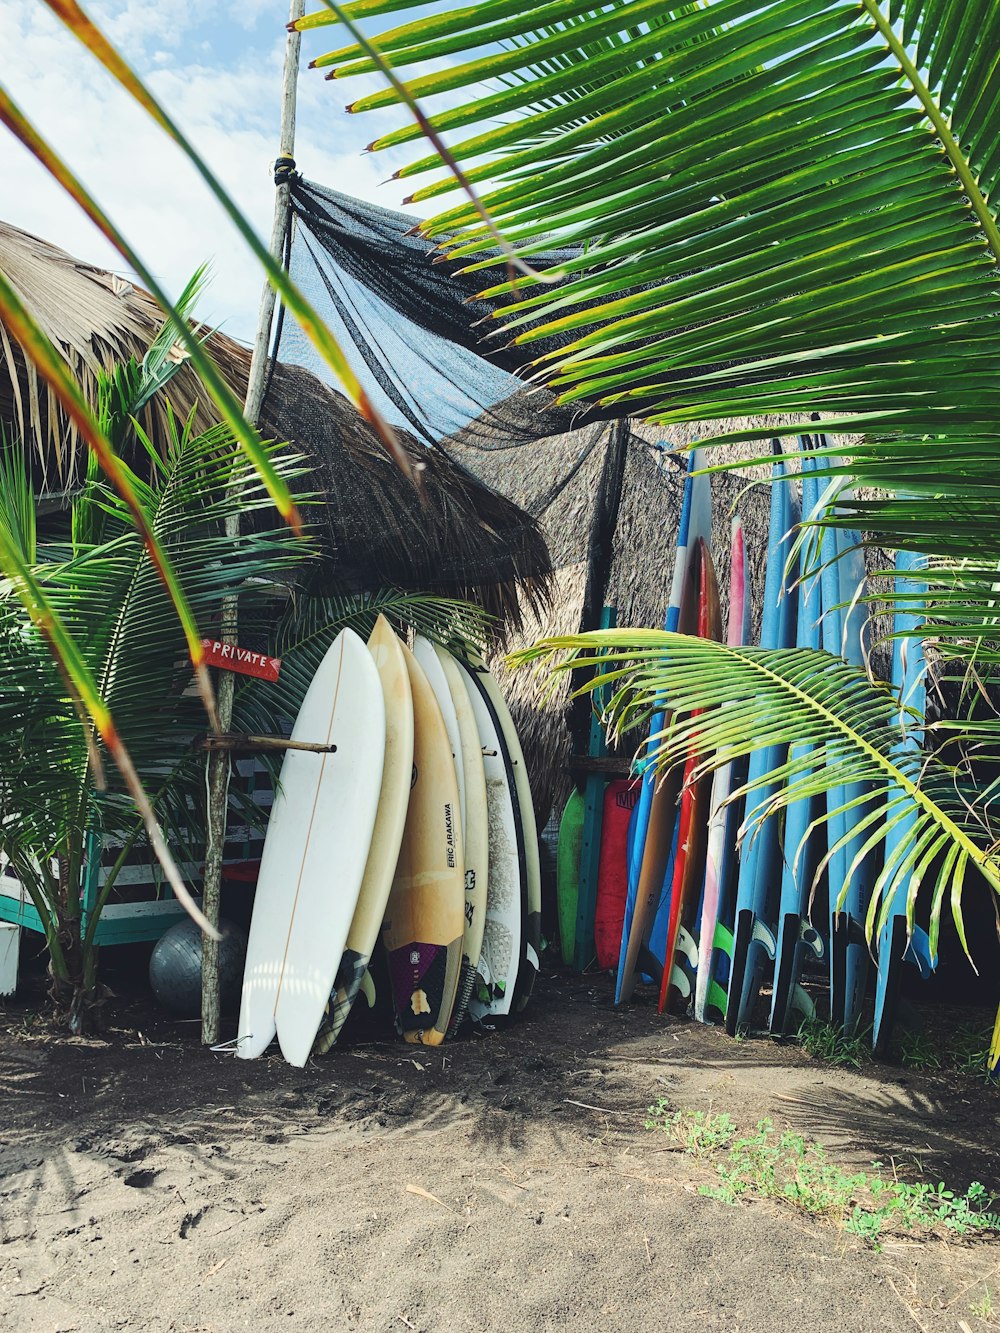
[198,734,336,756]
[201,0,305,1045]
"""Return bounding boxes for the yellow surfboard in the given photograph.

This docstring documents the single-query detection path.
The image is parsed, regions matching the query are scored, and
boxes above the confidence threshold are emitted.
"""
[382,642,465,1045]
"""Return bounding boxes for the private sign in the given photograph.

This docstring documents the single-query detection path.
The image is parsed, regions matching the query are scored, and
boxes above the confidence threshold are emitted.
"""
[201,639,281,682]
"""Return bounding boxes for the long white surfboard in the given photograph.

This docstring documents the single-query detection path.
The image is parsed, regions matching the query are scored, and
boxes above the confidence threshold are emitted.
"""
[313,616,413,1054]
[464,653,541,1011]
[238,627,385,1066]
[435,645,489,1033]
[458,657,521,1019]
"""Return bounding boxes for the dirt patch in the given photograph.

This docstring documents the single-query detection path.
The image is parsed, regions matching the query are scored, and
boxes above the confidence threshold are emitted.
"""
[1,961,998,1332]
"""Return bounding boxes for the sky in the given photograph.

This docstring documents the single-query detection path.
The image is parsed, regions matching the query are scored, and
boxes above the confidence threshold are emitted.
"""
[0,0,432,342]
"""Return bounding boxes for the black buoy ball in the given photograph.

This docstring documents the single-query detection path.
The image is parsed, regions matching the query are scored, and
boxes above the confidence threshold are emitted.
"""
[149,917,248,1019]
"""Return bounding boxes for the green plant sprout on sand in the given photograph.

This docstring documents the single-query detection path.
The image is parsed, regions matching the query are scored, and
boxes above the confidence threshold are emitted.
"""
[971,1287,996,1323]
[797,1017,871,1069]
[647,1105,1000,1248]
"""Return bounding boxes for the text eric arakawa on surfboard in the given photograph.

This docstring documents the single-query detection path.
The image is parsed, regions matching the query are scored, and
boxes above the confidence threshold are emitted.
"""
[201,639,281,683]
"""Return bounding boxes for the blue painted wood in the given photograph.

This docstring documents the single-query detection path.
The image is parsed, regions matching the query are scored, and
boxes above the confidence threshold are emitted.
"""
[832,508,875,1035]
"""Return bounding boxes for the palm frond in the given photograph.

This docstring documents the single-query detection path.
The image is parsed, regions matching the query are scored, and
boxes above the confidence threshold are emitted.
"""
[513,629,1000,959]
[316,2,1000,468]
[232,587,489,743]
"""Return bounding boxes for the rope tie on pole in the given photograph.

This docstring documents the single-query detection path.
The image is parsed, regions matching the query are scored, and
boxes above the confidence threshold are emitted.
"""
[274,154,297,186]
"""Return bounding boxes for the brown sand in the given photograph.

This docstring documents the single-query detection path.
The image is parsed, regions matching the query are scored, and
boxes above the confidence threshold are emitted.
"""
[2,970,998,1332]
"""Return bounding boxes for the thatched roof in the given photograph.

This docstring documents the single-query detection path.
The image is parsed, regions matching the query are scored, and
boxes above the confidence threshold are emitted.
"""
[443,394,889,825]
[0,220,552,633]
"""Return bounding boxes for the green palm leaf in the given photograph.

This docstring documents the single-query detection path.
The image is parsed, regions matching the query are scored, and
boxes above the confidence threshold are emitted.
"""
[232,587,489,743]
[0,420,310,958]
[513,629,1000,960]
[316,1,1000,441]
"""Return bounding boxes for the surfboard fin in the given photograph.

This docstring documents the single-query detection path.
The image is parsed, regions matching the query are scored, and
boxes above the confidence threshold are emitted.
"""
[359,968,376,1009]
[670,965,691,1000]
[636,944,663,988]
[707,980,728,1017]
[790,983,815,1021]
[903,925,936,980]
[713,921,734,958]
[751,918,777,959]
[675,926,699,969]
[800,922,824,959]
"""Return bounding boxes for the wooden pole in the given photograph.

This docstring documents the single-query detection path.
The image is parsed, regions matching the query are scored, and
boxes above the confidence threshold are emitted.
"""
[201,0,305,1045]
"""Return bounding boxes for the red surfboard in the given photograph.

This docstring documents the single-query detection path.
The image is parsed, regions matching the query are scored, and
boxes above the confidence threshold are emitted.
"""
[658,539,723,1012]
[594,779,640,969]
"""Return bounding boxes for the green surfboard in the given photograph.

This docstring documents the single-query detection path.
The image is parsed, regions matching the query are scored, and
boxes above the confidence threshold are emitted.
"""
[557,789,585,967]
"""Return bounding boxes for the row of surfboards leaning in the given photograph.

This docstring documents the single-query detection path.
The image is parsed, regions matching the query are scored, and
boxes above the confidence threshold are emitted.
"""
[558,435,932,1056]
[236,623,540,1067]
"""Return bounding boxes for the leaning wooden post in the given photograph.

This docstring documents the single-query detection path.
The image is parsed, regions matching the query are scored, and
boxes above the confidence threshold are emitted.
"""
[201,0,305,1045]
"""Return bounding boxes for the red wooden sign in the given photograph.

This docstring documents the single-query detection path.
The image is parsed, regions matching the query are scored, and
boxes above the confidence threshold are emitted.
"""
[202,639,281,682]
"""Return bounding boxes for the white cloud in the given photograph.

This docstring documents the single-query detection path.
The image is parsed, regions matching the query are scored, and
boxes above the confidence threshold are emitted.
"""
[0,0,425,343]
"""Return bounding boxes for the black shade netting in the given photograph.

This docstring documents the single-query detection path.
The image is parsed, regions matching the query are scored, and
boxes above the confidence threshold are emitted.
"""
[270,177,697,616]
[280,177,606,452]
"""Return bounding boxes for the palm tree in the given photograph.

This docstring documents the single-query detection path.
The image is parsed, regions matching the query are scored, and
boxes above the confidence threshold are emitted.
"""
[295,2,1000,958]
[0,350,310,1030]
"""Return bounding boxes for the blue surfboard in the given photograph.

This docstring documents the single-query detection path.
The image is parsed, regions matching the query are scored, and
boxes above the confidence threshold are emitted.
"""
[726,450,799,1034]
[615,450,710,1003]
[872,549,935,1054]
[817,452,876,1035]
[769,441,825,1034]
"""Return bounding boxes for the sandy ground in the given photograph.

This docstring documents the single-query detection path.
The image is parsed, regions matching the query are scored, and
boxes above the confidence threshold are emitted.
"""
[2,964,999,1333]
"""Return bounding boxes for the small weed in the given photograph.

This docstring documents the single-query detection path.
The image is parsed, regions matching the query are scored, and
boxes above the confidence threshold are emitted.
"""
[646,1103,736,1155]
[647,1108,1000,1247]
[953,1024,993,1080]
[899,1028,942,1070]
[892,1022,995,1082]
[798,1016,870,1069]
[971,1286,996,1322]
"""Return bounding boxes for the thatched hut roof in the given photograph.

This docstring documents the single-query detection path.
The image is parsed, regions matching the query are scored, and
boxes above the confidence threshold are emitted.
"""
[0,220,552,633]
[443,394,886,825]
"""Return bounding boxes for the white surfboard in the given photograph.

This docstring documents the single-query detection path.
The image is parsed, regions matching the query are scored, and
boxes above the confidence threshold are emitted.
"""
[313,616,413,1054]
[458,658,521,1019]
[434,645,489,1032]
[237,628,385,1066]
[464,653,541,1011]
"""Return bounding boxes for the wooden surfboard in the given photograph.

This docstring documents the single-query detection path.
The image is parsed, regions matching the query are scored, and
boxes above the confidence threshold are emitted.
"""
[619,450,711,1003]
[726,457,800,1035]
[830,496,875,1036]
[557,789,585,966]
[382,643,465,1046]
[313,616,413,1055]
[238,627,385,1067]
[434,645,490,1035]
[769,445,826,1036]
[872,548,934,1055]
[617,538,703,1001]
